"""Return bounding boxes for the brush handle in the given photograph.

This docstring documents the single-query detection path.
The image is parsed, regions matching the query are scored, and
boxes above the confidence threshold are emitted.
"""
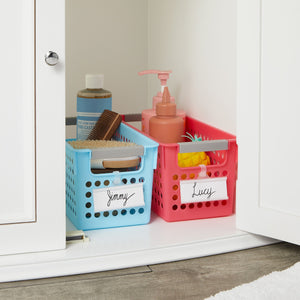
[103,157,140,169]
[90,157,140,169]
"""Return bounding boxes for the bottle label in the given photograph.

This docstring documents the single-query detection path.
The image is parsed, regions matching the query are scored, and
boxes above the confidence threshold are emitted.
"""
[76,97,112,140]
[77,114,99,140]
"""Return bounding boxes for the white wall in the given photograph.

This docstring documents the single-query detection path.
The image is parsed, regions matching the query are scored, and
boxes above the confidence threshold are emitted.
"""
[66,0,148,117]
[148,0,237,134]
[66,0,236,134]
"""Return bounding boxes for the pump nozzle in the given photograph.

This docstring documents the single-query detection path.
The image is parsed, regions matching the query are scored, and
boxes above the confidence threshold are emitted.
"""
[156,86,176,116]
[138,70,172,87]
[162,85,171,103]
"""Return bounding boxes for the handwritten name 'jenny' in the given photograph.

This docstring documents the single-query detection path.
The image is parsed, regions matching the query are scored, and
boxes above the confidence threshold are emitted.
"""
[192,182,216,199]
[106,190,135,207]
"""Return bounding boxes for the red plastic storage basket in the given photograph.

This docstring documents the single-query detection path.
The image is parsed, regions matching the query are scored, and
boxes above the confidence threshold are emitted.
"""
[151,116,238,222]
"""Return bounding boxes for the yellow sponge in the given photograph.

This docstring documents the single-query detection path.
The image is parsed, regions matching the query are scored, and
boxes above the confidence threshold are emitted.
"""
[178,133,211,168]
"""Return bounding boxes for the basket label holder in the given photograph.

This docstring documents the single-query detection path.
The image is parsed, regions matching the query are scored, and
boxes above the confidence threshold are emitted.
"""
[180,164,228,204]
[93,183,145,212]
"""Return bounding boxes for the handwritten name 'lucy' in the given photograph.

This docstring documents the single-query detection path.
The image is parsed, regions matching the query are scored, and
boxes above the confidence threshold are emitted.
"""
[192,182,216,199]
[107,190,135,207]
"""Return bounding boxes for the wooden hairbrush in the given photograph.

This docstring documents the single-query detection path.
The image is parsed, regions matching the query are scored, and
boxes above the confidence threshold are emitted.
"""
[87,110,122,140]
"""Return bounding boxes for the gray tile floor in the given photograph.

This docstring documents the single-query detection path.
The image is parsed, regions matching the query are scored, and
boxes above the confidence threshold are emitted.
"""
[0,242,299,300]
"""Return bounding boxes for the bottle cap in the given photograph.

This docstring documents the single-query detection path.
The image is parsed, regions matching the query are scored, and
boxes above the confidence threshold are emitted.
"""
[156,87,176,116]
[85,74,104,89]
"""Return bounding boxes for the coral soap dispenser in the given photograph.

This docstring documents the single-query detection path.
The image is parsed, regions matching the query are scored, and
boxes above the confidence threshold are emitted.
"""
[149,87,185,143]
[138,70,185,134]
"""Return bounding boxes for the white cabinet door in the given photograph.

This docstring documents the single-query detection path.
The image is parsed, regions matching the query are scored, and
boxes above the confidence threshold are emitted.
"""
[0,0,35,225]
[0,0,65,255]
[236,0,300,245]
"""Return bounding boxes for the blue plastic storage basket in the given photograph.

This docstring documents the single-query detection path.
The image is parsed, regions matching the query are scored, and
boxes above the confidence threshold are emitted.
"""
[66,122,158,230]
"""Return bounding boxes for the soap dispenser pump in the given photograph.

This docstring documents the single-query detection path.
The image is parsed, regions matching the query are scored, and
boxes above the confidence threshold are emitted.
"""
[149,86,185,143]
[138,69,185,134]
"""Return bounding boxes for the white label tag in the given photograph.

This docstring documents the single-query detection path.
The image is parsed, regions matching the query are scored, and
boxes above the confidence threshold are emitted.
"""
[180,177,228,204]
[93,183,145,212]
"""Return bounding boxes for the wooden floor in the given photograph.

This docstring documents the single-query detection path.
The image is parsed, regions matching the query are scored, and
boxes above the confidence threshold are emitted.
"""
[0,242,299,300]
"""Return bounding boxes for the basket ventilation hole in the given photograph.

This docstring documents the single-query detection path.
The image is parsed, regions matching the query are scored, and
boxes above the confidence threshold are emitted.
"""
[197,202,203,208]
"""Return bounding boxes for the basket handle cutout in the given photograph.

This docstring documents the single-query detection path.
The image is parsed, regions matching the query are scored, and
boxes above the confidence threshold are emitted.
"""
[178,140,228,153]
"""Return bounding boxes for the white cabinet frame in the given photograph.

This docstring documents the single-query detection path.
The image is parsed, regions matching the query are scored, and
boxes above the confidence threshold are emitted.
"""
[0,0,66,256]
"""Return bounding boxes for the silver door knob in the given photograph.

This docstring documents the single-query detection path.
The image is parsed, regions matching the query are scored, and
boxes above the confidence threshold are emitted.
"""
[45,51,59,66]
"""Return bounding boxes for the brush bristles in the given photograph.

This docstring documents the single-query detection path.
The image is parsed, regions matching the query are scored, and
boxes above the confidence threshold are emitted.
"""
[68,140,136,149]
